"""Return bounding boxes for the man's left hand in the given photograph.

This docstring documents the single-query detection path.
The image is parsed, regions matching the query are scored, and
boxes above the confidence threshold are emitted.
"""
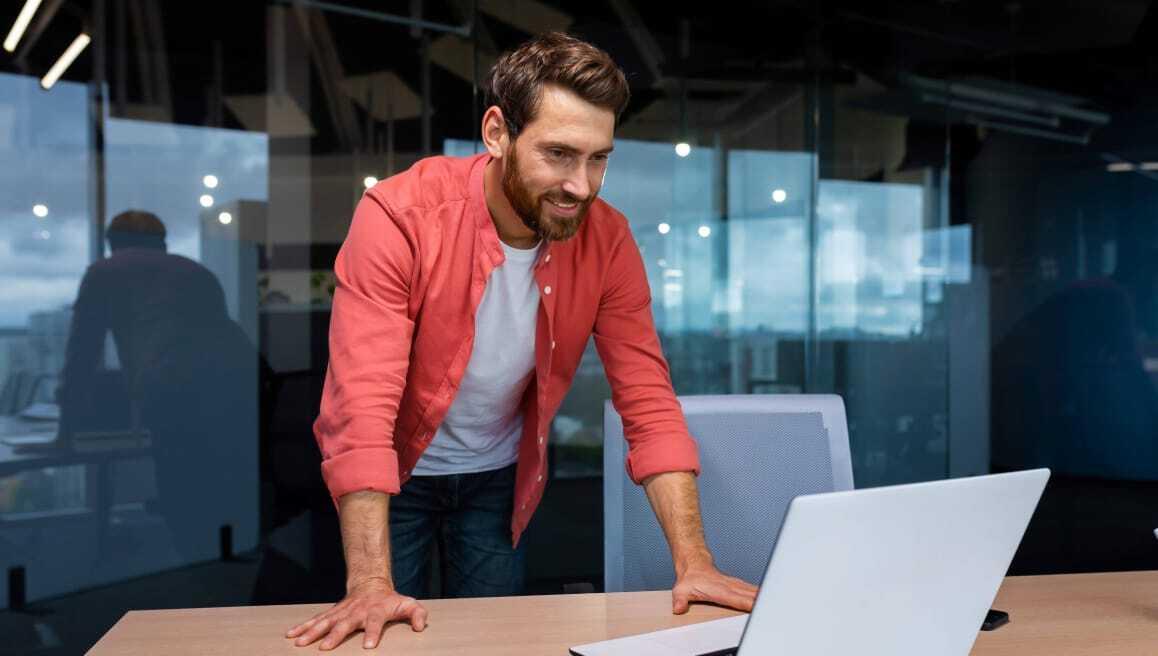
[671,562,758,614]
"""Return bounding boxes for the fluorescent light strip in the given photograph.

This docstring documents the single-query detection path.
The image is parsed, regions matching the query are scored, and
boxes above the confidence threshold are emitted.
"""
[3,0,43,53]
[40,33,90,90]
[1105,162,1158,174]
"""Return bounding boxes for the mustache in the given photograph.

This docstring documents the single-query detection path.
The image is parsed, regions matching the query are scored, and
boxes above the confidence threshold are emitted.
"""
[544,192,589,205]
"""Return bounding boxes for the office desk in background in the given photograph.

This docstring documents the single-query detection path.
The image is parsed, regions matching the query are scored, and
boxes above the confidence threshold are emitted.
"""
[2,413,155,607]
[87,571,1158,655]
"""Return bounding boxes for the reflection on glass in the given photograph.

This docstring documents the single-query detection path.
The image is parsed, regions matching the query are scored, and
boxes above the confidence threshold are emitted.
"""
[993,243,1158,480]
[817,180,925,336]
[1,80,269,602]
[57,211,260,572]
[814,179,946,486]
[0,70,92,575]
[442,139,971,486]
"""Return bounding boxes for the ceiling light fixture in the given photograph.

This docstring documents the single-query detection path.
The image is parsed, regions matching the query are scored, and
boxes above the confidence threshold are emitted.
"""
[3,0,43,53]
[40,33,91,90]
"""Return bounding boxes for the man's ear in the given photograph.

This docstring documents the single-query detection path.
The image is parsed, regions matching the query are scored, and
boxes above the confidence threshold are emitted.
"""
[481,106,510,159]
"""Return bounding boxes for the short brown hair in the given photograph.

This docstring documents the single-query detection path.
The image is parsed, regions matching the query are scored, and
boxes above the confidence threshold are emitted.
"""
[484,31,630,138]
[107,210,167,250]
[107,210,166,237]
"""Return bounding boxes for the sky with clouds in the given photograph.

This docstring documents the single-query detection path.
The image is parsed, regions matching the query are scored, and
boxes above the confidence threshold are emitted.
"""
[0,72,267,328]
[3,72,952,338]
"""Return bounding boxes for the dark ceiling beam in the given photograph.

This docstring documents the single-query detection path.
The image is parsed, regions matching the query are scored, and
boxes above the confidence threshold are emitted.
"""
[1131,1,1158,51]
[126,0,154,105]
[449,0,495,54]
[143,0,172,118]
[280,0,472,37]
[605,0,665,86]
[12,0,65,68]
[292,5,361,150]
[714,83,802,139]
[835,9,1008,52]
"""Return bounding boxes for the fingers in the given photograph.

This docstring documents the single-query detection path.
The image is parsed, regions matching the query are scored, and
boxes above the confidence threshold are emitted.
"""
[360,598,427,648]
[285,619,313,639]
[293,616,335,647]
[722,573,758,593]
[672,572,759,614]
[732,578,759,610]
[672,582,703,615]
[319,618,358,651]
[407,603,429,632]
[287,593,428,649]
[672,591,691,615]
[286,610,333,639]
[716,581,755,612]
[362,610,388,649]
[719,577,757,611]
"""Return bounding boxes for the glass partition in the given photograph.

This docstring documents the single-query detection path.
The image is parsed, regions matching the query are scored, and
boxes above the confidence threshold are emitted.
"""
[2,2,1157,651]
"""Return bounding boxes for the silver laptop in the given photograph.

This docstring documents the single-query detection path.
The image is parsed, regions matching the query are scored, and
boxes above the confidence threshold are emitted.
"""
[571,469,1049,656]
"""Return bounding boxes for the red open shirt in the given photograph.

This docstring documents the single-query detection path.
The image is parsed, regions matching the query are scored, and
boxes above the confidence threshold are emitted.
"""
[314,153,700,545]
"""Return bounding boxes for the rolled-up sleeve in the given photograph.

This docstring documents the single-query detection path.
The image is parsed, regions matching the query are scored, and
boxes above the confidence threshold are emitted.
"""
[314,192,416,501]
[592,228,700,484]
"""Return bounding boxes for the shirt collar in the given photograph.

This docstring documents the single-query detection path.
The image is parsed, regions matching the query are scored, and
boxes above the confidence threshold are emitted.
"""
[469,154,504,266]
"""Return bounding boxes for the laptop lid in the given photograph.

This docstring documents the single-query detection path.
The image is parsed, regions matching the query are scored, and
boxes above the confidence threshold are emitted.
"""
[737,468,1049,655]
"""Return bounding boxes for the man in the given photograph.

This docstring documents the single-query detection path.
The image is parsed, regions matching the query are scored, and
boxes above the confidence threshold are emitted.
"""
[59,210,254,560]
[288,32,757,651]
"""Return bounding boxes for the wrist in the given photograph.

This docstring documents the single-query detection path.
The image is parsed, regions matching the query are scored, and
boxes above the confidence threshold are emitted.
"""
[674,548,714,577]
[346,575,393,595]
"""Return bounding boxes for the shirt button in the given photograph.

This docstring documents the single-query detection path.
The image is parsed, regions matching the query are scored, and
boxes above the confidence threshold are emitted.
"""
[537,474,543,483]
[543,285,552,295]
[544,254,551,263]
[538,435,544,445]
[551,340,556,349]
[521,503,527,510]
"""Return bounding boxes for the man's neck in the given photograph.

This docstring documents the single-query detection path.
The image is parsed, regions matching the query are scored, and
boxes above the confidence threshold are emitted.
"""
[483,157,540,249]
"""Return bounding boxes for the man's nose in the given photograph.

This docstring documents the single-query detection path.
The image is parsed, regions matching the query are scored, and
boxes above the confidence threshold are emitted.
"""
[561,168,590,200]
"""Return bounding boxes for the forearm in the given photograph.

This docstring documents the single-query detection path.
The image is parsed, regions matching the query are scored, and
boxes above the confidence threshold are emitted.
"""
[642,471,713,575]
[338,490,394,592]
[60,282,107,399]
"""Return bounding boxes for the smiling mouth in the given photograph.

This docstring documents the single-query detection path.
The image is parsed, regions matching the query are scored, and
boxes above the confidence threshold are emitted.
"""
[547,198,579,210]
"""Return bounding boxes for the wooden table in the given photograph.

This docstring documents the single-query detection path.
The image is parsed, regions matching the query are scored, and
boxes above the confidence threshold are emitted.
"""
[972,571,1158,655]
[88,571,1158,655]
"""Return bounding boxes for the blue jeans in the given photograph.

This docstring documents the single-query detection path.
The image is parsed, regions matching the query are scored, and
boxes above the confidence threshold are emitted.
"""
[389,463,526,599]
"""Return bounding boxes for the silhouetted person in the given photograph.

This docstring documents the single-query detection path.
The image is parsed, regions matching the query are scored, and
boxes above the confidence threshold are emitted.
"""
[993,249,1158,573]
[1115,247,1158,345]
[59,210,255,562]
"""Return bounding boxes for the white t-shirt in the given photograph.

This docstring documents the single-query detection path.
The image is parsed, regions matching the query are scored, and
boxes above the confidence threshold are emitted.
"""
[411,240,541,476]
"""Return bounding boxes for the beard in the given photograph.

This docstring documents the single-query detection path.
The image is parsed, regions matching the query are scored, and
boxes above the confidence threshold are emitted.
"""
[501,145,592,242]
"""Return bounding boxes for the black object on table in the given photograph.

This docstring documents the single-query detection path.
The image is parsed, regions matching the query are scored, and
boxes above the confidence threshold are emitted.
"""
[981,608,1010,631]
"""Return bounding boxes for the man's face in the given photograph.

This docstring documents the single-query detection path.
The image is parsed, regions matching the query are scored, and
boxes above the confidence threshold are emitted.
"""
[500,85,615,242]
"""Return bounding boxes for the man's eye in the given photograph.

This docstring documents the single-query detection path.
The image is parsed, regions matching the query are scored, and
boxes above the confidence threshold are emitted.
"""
[548,149,566,159]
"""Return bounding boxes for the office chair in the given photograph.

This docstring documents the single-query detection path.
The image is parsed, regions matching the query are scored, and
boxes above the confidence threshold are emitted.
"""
[603,394,854,592]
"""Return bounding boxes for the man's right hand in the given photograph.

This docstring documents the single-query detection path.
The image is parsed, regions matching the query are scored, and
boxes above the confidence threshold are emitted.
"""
[285,577,428,650]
